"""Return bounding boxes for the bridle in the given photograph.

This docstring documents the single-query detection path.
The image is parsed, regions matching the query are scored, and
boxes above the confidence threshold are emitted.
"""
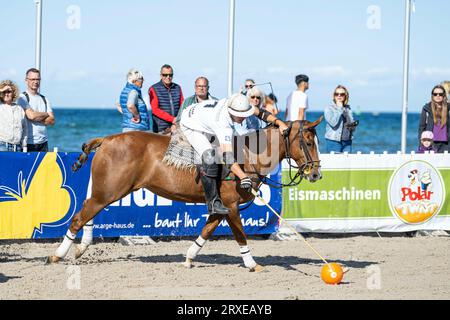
[254,121,321,189]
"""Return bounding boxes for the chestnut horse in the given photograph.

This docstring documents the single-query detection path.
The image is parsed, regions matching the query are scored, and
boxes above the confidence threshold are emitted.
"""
[47,118,323,272]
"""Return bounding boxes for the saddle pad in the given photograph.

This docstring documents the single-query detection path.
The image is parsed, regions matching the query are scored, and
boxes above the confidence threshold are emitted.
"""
[162,127,201,171]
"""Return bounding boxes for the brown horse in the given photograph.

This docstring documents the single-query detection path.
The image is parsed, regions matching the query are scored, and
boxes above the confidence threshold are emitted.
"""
[47,117,323,271]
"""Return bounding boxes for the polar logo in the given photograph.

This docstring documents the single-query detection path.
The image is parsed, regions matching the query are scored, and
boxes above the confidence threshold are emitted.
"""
[388,161,445,225]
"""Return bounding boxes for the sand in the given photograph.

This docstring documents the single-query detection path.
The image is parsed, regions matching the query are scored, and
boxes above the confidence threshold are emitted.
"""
[1,234,449,300]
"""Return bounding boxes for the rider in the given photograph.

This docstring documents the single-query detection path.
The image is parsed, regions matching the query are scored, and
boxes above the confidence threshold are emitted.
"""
[180,93,288,215]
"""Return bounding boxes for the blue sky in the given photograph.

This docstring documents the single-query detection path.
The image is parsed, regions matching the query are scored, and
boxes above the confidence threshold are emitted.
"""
[1,0,449,112]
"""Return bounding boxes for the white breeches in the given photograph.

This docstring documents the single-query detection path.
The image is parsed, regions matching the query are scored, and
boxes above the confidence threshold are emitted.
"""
[180,125,214,160]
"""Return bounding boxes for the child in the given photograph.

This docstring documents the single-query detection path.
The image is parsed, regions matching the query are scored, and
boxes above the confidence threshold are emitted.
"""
[417,131,437,153]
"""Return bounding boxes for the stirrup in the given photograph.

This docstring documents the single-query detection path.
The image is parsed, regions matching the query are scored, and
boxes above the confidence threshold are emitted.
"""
[209,198,230,215]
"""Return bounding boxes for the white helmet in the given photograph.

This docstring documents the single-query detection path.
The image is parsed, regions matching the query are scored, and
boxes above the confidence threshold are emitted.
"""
[226,93,254,118]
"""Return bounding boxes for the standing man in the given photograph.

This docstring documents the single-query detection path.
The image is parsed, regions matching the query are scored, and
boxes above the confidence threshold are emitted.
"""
[176,76,217,123]
[17,68,55,151]
[286,74,309,121]
[149,64,184,134]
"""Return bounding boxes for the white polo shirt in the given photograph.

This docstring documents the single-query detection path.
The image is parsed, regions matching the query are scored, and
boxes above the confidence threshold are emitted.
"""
[286,90,308,121]
[180,98,236,145]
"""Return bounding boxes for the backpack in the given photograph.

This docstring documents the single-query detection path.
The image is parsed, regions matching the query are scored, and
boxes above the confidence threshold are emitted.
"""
[22,91,48,109]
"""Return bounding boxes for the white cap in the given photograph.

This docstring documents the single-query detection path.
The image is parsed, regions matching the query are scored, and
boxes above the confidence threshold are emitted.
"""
[226,94,254,118]
[421,131,434,140]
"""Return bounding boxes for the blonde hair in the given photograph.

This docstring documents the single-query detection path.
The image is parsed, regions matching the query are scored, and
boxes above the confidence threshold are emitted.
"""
[442,81,450,96]
[0,79,20,104]
[246,85,265,108]
[333,85,349,106]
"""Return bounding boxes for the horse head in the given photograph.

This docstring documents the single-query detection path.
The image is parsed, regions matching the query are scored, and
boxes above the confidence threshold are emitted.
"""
[284,116,323,182]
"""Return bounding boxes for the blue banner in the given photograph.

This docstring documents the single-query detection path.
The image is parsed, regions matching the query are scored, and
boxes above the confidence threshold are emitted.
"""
[0,152,281,239]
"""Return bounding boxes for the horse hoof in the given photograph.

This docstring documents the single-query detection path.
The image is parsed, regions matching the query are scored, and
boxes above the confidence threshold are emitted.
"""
[45,256,61,264]
[74,245,86,260]
[182,258,193,269]
[250,264,264,273]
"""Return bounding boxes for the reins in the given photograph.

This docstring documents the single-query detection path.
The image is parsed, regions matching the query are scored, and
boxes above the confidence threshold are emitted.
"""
[249,121,321,189]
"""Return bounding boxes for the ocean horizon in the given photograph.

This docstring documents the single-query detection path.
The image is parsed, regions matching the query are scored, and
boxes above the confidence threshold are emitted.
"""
[47,108,424,154]
[53,105,422,114]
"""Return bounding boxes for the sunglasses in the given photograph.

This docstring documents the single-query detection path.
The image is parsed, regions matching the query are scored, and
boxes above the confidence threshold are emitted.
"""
[1,90,13,94]
[432,92,445,97]
[245,85,254,89]
[334,92,346,97]
[422,138,433,142]
[161,74,173,78]
[251,96,261,100]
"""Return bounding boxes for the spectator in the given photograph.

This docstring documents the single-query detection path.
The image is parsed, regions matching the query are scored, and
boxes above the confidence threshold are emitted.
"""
[418,85,450,153]
[16,68,54,152]
[265,93,279,116]
[149,64,184,134]
[417,131,437,153]
[442,81,450,99]
[286,74,309,121]
[244,86,266,131]
[240,78,255,96]
[324,85,358,153]
[0,80,28,152]
[119,68,151,133]
[176,76,217,123]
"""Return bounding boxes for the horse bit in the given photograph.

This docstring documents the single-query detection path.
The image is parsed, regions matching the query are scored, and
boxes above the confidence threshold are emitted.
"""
[254,121,321,189]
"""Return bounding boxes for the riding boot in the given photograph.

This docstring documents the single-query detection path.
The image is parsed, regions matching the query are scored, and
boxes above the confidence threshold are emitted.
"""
[200,174,230,215]
[199,149,230,215]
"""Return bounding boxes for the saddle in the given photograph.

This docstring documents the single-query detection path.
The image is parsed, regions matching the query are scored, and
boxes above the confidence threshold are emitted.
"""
[162,127,233,182]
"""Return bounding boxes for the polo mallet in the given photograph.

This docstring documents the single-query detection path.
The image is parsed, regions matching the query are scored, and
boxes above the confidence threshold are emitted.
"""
[251,188,345,284]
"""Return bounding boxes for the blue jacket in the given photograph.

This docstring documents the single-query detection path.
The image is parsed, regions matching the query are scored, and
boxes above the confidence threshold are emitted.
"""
[120,82,151,131]
[324,104,354,141]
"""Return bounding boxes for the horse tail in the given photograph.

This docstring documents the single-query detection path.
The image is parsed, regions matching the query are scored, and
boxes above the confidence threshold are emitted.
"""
[72,137,105,172]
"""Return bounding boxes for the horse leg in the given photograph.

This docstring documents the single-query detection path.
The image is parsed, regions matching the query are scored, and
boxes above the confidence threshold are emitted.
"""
[74,218,94,259]
[183,214,224,268]
[225,202,264,272]
[46,197,106,264]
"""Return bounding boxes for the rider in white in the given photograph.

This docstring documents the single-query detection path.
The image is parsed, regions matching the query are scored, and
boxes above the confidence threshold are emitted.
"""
[180,93,288,214]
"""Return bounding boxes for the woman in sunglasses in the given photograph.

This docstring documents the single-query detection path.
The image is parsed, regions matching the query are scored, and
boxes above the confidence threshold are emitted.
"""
[0,80,28,152]
[324,85,357,153]
[418,85,450,153]
[243,85,266,131]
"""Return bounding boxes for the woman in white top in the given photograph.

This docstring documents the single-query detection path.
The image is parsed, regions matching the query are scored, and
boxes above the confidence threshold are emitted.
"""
[0,80,27,152]
[180,93,288,215]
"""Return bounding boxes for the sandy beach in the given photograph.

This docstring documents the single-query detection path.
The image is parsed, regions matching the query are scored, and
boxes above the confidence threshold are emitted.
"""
[1,234,449,300]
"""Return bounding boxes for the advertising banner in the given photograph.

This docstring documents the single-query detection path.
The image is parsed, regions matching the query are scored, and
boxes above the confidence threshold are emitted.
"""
[282,153,450,232]
[0,152,281,239]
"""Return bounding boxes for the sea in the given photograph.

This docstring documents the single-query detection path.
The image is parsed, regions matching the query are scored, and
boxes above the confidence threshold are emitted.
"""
[47,109,422,154]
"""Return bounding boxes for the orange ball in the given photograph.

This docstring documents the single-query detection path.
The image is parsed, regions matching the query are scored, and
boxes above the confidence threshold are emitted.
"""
[321,263,344,285]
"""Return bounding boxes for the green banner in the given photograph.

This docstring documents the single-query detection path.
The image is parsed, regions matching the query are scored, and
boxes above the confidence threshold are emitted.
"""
[282,169,450,220]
